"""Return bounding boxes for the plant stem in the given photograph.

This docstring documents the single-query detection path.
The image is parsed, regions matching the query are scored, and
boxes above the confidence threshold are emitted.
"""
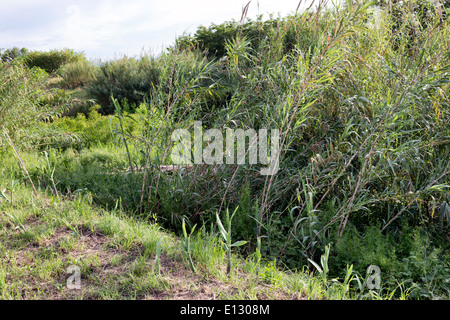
[3,127,38,196]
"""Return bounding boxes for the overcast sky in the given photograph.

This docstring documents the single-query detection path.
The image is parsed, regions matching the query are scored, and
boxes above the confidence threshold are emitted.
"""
[0,0,316,61]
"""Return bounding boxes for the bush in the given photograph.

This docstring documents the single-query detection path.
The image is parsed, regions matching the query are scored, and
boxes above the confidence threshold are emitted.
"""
[87,50,224,116]
[400,230,450,299]
[175,17,279,58]
[57,59,95,88]
[24,48,86,74]
[41,107,117,149]
[87,55,160,114]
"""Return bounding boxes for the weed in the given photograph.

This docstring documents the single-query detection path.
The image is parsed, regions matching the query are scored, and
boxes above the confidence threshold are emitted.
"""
[181,219,197,273]
[216,207,248,275]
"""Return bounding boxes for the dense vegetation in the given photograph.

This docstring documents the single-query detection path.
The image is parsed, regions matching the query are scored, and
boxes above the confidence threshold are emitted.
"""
[1,0,449,299]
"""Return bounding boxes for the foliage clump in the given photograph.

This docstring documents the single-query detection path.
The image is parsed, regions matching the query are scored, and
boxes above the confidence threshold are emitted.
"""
[23,48,86,74]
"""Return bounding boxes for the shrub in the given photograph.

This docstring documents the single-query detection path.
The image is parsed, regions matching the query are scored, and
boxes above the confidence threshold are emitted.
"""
[87,50,224,116]
[139,3,450,293]
[57,59,95,88]
[87,55,159,114]
[174,16,280,58]
[24,48,85,74]
[400,229,450,299]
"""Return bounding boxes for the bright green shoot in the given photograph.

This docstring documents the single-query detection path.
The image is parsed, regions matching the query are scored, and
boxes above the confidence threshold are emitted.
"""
[181,219,197,273]
[216,206,247,275]
[61,218,80,238]
[110,97,136,173]
[308,243,331,285]
[256,236,262,265]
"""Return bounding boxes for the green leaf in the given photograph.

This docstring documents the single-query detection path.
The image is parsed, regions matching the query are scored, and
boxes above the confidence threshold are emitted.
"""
[124,114,138,123]
[229,205,240,223]
[231,240,247,247]
[190,224,197,236]
[427,184,449,192]
[343,264,354,286]
[216,212,228,241]
[182,219,188,238]
[308,258,323,274]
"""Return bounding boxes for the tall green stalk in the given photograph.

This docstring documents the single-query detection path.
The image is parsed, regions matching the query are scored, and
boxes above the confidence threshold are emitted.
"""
[216,207,247,275]
[110,97,135,174]
[181,219,197,273]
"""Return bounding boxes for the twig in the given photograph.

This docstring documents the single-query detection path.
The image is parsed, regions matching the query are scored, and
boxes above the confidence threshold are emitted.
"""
[2,127,38,196]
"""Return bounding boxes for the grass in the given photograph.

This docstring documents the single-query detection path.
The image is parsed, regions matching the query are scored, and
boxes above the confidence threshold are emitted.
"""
[1,139,394,300]
[0,182,349,300]
[0,144,423,299]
